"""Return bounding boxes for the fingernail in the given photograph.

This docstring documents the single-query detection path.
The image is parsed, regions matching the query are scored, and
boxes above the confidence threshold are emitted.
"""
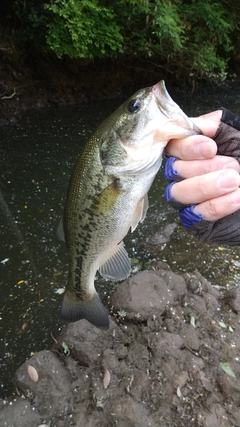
[196,140,216,159]
[217,170,240,190]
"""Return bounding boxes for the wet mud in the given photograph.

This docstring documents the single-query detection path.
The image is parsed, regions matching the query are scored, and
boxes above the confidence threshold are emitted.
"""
[1,262,240,427]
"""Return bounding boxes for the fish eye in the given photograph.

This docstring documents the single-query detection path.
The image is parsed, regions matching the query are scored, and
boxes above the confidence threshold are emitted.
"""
[127,99,141,113]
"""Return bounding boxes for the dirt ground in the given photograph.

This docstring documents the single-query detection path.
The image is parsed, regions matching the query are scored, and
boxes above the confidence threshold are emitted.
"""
[0,47,162,127]
[1,262,240,427]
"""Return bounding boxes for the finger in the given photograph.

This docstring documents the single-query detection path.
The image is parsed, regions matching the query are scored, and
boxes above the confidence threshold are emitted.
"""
[165,135,217,160]
[190,110,222,138]
[169,169,240,205]
[193,188,240,221]
[170,156,240,180]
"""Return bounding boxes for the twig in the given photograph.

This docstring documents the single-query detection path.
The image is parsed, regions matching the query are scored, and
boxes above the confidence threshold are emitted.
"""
[1,88,16,99]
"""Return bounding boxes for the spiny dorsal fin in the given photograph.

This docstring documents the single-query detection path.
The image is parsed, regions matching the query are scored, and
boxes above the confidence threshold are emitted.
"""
[98,241,131,281]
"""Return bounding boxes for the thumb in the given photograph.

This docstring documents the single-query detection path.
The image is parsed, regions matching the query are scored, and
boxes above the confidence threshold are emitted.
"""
[190,110,222,138]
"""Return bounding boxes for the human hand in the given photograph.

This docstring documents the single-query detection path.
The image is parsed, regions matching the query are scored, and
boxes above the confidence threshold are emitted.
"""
[164,110,240,223]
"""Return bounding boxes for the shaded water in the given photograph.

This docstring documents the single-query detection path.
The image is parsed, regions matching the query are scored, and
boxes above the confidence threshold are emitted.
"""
[1,81,240,398]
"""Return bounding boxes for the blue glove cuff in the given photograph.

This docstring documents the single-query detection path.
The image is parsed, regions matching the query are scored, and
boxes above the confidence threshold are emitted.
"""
[164,157,179,181]
[179,205,204,229]
[165,182,191,210]
[164,181,175,202]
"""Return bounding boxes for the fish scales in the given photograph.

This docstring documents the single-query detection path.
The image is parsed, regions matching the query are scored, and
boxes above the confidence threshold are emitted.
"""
[59,80,201,329]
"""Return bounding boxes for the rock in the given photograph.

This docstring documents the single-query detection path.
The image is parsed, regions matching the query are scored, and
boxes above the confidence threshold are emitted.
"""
[178,323,200,350]
[111,397,158,427]
[110,270,177,321]
[217,372,240,403]
[184,270,219,297]
[52,318,124,366]
[0,398,42,427]
[127,342,150,370]
[158,269,187,294]
[14,350,72,419]
[203,403,234,427]
[173,371,189,390]
[147,222,177,245]
[228,287,240,313]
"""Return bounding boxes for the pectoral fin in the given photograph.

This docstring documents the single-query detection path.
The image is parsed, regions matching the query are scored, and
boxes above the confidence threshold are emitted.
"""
[98,241,131,281]
[57,217,65,242]
[60,290,109,329]
[131,194,149,232]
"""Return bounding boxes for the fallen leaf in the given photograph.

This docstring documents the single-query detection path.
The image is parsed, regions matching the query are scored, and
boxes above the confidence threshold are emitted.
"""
[17,280,25,285]
[1,258,9,264]
[54,287,65,295]
[219,362,236,379]
[131,258,140,265]
[22,322,28,331]
[62,341,70,356]
[176,385,182,398]
[219,321,227,328]
[190,316,196,328]
[103,368,111,389]
[27,364,39,382]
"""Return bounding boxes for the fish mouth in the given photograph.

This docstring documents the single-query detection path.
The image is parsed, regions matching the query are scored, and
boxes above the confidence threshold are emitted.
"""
[152,80,175,118]
[189,119,202,135]
[153,80,172,104]
[153,80,202,135]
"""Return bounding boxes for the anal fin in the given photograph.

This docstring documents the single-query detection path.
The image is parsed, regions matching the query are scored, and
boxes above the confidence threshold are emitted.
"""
[98,241,131,281]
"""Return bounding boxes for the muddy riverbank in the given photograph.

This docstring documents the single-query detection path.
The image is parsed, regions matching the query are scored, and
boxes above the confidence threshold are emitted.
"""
[1,262,240,427]
[0,49,168,127]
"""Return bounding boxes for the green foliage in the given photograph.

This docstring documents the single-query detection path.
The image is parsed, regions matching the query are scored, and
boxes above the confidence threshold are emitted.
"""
[2,0,240,81]
[153,1,185,52]
[179,0,235,79]
[45,0,123,58]
[114,0,235,79]
[7,0,50,47]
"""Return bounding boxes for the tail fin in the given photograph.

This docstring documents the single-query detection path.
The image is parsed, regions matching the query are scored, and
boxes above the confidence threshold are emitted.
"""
[60,291,109,330]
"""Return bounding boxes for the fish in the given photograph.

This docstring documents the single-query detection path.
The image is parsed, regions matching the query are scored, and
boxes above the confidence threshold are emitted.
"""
[58,80,200,329]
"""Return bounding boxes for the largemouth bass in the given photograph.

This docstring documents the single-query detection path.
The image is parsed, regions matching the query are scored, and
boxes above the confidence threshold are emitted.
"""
[59,80,200,329]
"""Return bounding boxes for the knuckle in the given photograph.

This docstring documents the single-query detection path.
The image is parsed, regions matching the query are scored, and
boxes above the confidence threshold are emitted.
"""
[198,178,210,199]
[206,199,219,219]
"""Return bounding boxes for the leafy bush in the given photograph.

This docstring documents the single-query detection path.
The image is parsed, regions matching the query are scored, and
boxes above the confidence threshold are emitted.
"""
[46,0,123,58]
[2,0,240,81]
[179,0,235,79]
[45,0,238,79]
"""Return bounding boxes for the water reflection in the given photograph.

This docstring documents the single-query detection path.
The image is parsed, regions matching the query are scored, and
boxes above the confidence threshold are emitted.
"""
[1,81,240,397]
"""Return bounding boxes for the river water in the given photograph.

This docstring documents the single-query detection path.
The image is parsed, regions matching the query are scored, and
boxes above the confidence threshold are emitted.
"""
[1,80,240,397]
